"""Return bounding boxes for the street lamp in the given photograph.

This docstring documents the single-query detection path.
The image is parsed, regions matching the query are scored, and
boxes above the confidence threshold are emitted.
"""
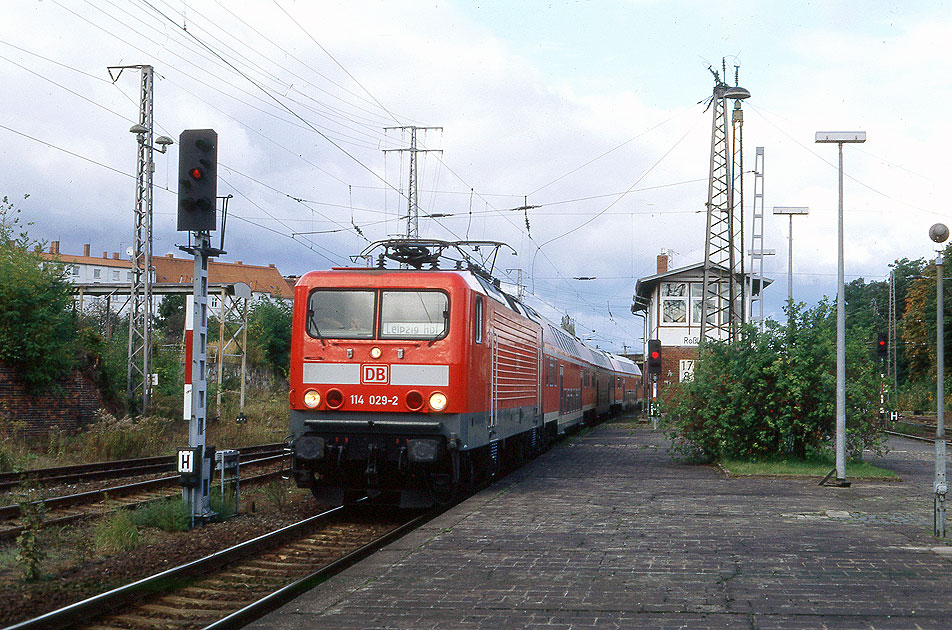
[931,222,949,536]
[816,130,866,487]
[772,207,809,303]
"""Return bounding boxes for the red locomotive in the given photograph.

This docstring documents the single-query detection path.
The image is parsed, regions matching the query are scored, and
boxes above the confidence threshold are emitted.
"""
[289,240,641,507]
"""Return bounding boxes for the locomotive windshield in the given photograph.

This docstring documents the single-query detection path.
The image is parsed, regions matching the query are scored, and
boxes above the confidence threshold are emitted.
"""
[307,290,375,339]
[380,290,448,339]
[306,289,448,340]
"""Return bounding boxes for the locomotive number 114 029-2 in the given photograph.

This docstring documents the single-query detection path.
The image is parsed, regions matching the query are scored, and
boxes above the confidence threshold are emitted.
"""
[350,394,400,406]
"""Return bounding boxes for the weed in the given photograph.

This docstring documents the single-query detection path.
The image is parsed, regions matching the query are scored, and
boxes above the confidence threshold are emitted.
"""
[210,486,238,520]
[14,483,46,581]
[93,509,140,553]
[132,498,190,532]
[75,411,174,461]
[260,480,291,510]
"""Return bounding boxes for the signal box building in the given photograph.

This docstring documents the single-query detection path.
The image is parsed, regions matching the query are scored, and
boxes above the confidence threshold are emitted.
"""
[632,252,770,397]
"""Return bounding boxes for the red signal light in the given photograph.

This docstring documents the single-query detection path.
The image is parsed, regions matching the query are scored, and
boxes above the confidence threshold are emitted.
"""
[878,340,886,347]
[650,351,660,359]
[189,167,203,180]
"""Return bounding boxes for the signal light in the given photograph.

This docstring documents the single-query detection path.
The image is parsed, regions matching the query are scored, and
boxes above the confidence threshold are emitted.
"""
[877,333,888,359]
[177,129,218,232]
[647,339,662,374]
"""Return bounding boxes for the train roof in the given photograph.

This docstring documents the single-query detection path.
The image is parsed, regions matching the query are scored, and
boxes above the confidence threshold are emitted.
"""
[605,352,642,377]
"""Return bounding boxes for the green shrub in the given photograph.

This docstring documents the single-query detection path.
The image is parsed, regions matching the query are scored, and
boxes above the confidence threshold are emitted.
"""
[665,300,884,462]
[132,497,190,532]
[0,195,77,390]
[93,509,140,553]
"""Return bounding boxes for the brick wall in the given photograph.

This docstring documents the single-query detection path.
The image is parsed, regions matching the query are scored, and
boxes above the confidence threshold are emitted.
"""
[0,363,105,438]
[645,345,699,402]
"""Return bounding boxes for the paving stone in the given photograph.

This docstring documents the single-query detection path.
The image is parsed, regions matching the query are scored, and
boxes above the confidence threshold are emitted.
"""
[251,423,952,629]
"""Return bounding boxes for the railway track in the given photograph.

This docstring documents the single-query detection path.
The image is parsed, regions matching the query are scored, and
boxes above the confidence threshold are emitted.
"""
[7,501,432,630]
[0,455,289,541]
[0,443,286,492]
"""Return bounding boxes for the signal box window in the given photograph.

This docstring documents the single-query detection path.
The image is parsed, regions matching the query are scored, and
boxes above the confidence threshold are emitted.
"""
[661,282,687,323]
[380,290,448,340]
[307,290,375,339]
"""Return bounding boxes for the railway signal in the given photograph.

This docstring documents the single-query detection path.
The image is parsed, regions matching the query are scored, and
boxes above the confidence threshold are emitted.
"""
[876,333,887,360]
[647,340,662,374]
[177,129,218,232]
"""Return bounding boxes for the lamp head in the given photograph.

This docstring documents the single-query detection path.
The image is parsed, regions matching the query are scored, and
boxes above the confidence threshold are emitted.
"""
[930,223,949,244]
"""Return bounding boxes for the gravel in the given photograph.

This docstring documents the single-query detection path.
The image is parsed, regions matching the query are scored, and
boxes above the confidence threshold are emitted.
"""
[0,487,322,626]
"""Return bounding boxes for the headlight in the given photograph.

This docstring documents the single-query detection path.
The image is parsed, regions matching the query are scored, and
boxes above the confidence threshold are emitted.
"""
[326,388,344,409]
[428,392,447,412]
[407,438,440,463]
[406,390,424,411]
[370,346,383,359]
[303,390,321,408]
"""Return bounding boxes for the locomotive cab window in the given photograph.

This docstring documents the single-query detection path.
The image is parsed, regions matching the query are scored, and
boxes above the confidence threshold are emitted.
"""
[380,290,449,340]
[474,296,483,344]
[307,289,375,339]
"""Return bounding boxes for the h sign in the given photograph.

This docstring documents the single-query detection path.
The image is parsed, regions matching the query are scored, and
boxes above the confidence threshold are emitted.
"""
[178,449,195,473]
[362,364,389,384]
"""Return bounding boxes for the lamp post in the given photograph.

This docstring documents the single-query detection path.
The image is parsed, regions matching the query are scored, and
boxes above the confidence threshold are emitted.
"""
[930,222,949,536]
[772,207,809,303]
[815,131,866,487]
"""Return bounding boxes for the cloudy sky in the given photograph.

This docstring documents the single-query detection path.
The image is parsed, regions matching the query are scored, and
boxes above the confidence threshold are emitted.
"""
[3,1,950,353]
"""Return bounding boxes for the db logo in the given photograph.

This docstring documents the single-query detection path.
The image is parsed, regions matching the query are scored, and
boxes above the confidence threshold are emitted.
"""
[361,364,389,384]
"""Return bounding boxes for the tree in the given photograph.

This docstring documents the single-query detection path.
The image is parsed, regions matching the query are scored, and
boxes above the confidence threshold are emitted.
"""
[0,196,77,389]
[247,299,292,381]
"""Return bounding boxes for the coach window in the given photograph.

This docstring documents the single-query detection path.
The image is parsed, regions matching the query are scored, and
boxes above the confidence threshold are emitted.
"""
[307,289,375,339]
[661,282,687,324]
[474,296,483,344]
[380,290,449,340]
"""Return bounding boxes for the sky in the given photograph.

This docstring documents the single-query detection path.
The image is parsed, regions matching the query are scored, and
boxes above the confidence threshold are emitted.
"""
[2,0,951,354]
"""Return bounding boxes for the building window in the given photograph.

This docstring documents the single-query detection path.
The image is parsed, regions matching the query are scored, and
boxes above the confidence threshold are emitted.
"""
[71,265,79,276]
[127,272,133,282]
[112,270,120,281]
[93,268,101,280]
[661,282,687,323]
[691,282,717,324]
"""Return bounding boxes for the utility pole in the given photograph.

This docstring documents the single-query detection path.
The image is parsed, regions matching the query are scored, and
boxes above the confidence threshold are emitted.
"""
[888,269,897,405]
[110,64,172,414]
[383,126,442,238]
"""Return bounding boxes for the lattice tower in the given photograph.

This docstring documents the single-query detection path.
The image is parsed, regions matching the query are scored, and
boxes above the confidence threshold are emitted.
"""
[700,62,749,343]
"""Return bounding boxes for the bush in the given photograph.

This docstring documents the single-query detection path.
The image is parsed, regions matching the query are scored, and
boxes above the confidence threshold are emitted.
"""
[665,300,885,462]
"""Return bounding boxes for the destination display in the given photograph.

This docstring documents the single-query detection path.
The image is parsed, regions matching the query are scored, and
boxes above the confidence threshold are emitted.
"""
[382,322,443,336]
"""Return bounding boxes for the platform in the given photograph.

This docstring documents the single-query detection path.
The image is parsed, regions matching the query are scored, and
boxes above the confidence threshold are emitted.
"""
[253,420,952,629]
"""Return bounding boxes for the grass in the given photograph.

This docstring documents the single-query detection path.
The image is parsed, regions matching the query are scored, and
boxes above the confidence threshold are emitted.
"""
[720,454,899,480]
[0,387,288,474]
